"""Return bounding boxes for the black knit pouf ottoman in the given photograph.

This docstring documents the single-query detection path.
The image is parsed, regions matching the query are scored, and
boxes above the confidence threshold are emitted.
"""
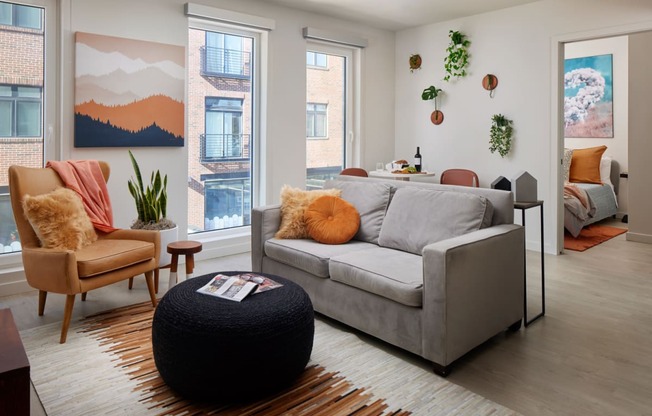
[152,272,314,402]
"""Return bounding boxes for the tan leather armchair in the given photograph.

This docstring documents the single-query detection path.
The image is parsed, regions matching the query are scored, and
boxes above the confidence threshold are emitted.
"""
[8,162,159,343]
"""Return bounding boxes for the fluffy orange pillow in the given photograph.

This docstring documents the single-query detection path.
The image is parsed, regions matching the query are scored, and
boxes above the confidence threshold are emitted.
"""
[22,188,98,250]
[275,186,342,239]
[569,145,607,184]
[305,196,360,244]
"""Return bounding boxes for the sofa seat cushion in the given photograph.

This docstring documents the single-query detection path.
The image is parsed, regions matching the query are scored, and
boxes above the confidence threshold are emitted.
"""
[265,238,376,278]
[329,247,423,307]
[76,239,155,278]
[378,187,493,255]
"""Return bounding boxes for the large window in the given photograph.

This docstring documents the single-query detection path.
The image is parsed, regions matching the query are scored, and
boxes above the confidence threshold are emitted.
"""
[306,45,353,189]
[0,0,52,255]
[188,22,258,233]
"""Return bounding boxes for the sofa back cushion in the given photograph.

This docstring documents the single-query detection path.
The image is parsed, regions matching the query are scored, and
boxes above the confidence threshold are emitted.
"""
[378,187,493,255]
[324,179,392,244]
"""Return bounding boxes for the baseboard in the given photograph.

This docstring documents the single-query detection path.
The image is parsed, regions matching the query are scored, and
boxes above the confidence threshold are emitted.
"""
[626,232,652,244]
[0,269,32,297]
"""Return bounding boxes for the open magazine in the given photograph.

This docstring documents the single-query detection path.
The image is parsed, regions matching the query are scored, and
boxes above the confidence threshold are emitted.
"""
[196,273,283,302]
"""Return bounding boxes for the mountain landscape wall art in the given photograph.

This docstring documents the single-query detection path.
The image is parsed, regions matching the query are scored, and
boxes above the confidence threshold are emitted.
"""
[74,32,185,147]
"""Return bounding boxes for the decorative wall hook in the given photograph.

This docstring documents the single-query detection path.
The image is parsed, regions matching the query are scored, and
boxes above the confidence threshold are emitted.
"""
[482,74,498,98]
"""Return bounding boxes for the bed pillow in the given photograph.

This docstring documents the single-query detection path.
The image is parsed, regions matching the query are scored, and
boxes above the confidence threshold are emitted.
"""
[569,145,607,184]
[305,196,360,244]
[563,148,573,183]
[600,155,613,186]
[275,185,342,239]
[22,187,98,250]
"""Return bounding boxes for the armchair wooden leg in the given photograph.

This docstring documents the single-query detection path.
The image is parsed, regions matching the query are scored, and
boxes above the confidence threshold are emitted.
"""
[38,290,47,316]
[60,294,76,344]
[81,292,87,301]
[128,277,134,290]
[144,271,157,307]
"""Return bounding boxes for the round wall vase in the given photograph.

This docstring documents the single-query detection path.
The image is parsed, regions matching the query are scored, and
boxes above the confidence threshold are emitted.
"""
[409,54,422,72]
[431,110,444,125]
[482,74,498,97]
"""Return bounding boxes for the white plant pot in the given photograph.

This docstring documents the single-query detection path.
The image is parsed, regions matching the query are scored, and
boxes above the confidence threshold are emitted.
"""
[158,226,179,268]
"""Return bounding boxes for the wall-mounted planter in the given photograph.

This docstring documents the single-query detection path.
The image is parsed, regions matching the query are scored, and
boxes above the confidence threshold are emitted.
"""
[482,74,498,98]
[431,110,444,125]
[422,85,444,125]
[409,54,422,72]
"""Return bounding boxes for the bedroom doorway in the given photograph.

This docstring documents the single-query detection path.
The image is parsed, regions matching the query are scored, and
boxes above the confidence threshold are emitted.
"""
[556,26,652,252]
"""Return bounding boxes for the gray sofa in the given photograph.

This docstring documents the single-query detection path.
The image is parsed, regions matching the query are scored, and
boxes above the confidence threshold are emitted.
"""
[252,175,524,376]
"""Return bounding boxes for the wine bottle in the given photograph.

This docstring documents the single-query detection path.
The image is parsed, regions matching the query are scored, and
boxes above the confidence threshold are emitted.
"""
[414,147,422,172]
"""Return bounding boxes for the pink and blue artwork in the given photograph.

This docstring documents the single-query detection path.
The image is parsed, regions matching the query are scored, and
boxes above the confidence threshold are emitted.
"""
[564,54,613,138]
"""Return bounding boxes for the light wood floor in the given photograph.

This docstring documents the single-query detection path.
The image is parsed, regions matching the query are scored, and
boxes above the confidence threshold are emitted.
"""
[2,219,650,416]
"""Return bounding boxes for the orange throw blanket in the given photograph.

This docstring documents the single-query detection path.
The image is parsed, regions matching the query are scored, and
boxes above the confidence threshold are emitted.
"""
[46,160,117,233]
[564,183,589,209]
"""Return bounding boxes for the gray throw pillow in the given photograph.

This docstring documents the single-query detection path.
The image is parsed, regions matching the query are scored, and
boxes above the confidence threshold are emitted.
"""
[324,180,392,244]
[378,187,493,255]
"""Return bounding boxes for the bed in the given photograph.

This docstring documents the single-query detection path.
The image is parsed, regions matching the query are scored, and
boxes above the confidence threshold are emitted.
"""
[563,148,620,238]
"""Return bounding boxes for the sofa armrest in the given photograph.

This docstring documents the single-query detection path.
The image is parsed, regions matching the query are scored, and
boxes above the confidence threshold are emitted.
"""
[421,224,525,365]
[251,204,281,272]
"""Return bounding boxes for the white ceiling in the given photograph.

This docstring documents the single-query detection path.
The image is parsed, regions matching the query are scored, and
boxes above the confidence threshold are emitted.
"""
[259,0,541,31]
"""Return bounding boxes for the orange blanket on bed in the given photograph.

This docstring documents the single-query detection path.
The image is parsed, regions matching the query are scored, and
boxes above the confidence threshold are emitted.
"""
[46,160,117,233]
[564,183,589,209]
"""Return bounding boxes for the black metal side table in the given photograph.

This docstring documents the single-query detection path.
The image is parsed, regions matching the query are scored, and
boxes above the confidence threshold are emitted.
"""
[514,200,545,327]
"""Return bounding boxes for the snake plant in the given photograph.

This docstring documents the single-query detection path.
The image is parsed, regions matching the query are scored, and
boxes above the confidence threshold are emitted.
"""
[127,150,174,229]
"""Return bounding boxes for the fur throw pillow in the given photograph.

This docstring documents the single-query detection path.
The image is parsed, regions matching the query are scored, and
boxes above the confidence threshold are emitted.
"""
[275,185,342,239]
[22,188,98,250]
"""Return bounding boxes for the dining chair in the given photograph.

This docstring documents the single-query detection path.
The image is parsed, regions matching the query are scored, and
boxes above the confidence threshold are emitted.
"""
[440,169,480,187]
[339,167,368,177]
[9,161,160,343]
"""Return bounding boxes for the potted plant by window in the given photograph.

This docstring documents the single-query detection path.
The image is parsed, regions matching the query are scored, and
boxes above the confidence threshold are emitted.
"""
[443,30,471,82]
[489,114,514,158]
[422,85,444,125]
[127,150,178,267]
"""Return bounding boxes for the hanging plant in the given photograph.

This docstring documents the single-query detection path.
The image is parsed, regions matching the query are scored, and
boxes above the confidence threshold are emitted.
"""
[443,30,471,82]
[489,114,514,157]
[422,86,444,125]
[409,54,422,72]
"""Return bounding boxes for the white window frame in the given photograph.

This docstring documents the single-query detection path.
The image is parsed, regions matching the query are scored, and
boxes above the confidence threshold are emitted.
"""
[0,0,57,283]
[187,17,265,244]
[306,41,356,169]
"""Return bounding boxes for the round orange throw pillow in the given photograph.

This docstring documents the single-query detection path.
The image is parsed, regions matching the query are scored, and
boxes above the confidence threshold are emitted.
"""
[304,195,360,244]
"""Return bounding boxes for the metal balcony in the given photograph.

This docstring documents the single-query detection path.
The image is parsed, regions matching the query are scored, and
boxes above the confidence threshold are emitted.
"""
[200,133,250,162]
[200,46,251,79]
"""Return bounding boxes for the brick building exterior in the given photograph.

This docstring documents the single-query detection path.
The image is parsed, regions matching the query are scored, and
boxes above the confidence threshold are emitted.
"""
[0,5,44,251]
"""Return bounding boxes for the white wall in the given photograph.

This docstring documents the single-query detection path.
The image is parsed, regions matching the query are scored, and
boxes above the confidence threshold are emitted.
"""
[395,0,652,253]
[627,30,652,243]
[61,0,395,231]
[564,36,628,216]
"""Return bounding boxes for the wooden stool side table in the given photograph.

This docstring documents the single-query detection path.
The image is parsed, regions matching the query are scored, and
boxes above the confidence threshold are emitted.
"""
[166,241,203,290]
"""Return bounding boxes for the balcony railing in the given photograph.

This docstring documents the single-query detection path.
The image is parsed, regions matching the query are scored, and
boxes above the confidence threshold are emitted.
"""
[200,133,250,162]
[200,46,250,79]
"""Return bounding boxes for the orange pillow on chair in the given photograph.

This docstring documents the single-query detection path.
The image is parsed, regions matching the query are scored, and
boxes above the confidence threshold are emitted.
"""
[569,145,607,184]
[305,196,360,244]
